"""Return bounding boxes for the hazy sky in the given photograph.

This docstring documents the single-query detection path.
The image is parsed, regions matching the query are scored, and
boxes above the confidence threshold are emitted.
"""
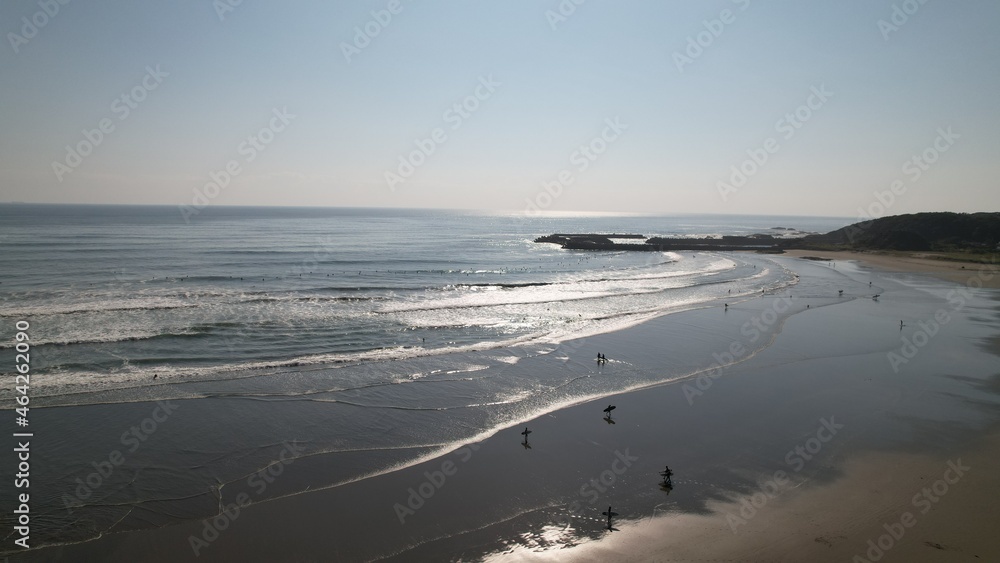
[2,1,998,217]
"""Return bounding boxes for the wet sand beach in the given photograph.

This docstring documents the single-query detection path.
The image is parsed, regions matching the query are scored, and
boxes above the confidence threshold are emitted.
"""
[548,430,1000,563]
[18,254,1000,562]
[783,249,1000,289]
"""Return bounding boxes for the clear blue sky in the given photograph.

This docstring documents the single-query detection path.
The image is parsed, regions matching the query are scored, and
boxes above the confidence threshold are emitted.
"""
[1,0,998,217]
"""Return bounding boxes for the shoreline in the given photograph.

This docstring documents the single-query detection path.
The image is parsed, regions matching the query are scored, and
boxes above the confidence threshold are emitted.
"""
[781,248,1000,288]
[18,253,1000,562]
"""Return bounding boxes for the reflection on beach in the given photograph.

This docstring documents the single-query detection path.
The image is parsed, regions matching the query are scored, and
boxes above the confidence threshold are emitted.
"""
[483,523,588,561]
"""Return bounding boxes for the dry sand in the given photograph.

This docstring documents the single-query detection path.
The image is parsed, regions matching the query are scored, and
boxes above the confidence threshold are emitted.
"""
[782,249,1000,289]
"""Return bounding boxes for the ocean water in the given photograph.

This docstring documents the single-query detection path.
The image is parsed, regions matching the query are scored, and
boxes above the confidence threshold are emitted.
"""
[0,205,848,398]
[0,205,854,553]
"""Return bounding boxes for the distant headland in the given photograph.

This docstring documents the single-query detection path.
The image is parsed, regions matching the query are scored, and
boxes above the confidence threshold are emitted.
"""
[535,212,1000,256]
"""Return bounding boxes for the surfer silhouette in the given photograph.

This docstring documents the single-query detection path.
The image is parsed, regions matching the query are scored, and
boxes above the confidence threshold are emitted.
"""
[603,404,616,423]
[602,506,618,530]
[660,465,674,488]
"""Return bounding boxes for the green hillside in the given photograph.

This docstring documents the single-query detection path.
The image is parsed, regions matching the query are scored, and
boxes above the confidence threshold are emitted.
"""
[799,212,1000,252]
